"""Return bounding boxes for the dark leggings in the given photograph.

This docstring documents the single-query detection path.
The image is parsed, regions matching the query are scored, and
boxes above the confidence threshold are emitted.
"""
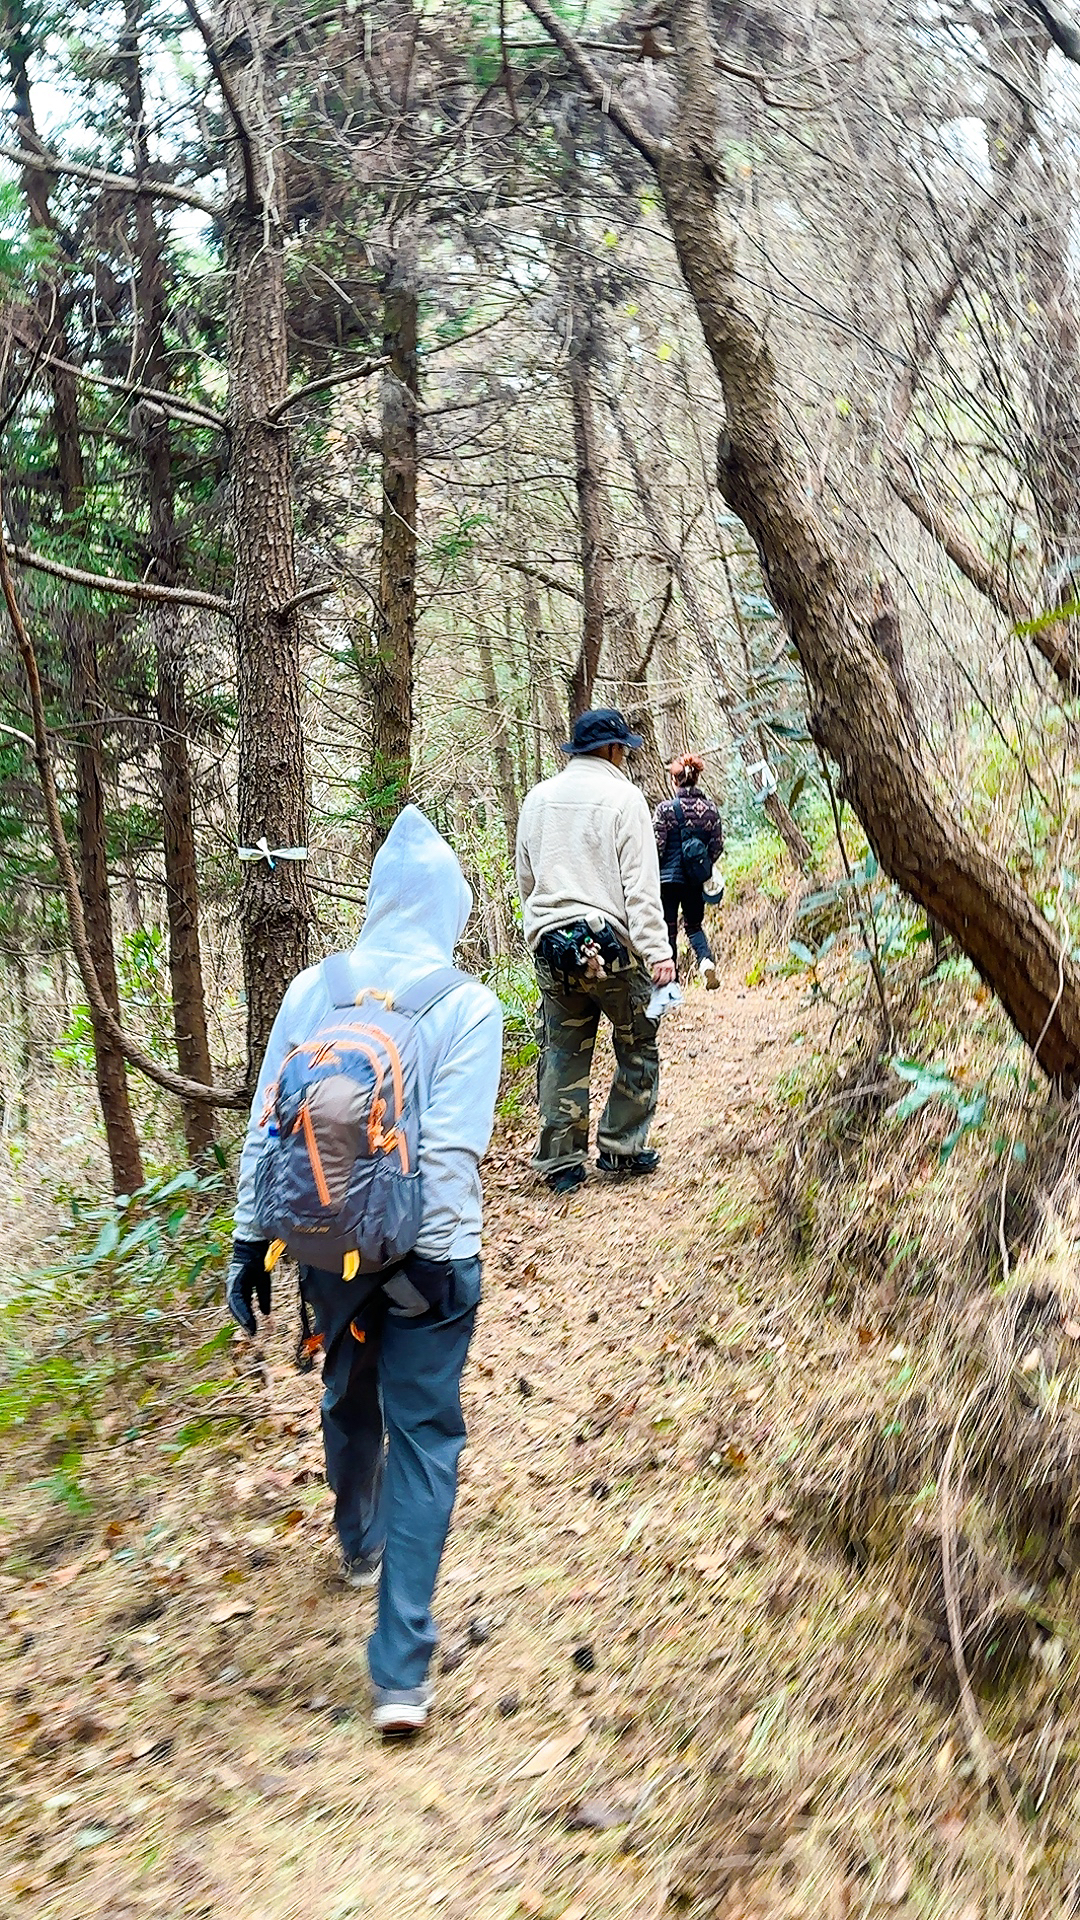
[662,881,713,965]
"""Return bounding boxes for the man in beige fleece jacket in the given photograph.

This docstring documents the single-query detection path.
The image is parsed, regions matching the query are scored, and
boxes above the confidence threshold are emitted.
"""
[516,709,676,1196]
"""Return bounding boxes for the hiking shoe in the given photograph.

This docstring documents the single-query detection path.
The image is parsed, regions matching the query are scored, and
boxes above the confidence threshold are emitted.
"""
[596,1149,660,1177]
[342,1550,383,1591]
[545,1163,586,1196]
[698,957,719,990]
[372,1682,435,1736]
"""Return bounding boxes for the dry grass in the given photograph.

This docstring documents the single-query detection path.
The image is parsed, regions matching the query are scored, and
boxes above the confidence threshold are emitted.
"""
[8,943,1080,1918]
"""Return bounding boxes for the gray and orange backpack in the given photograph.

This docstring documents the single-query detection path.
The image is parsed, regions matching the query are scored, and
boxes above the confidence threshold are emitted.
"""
[253,954,466,1279]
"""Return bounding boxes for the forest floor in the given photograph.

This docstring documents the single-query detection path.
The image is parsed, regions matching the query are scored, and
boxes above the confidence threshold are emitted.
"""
[0,956,1023,1920]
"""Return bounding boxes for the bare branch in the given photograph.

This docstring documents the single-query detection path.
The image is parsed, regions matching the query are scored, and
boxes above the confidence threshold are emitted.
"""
[267,354,387,423]
[276,580,338,616]
[887,460,1026,622]
[24,342,226,432]
[517,0,658,165]
[181,0,258,215]
[501,556,583,603]
[638,572,675,674]
[0,478,246,1109]
[10,543,232,615]
[889,459,1080,689]
[0,142,219,216]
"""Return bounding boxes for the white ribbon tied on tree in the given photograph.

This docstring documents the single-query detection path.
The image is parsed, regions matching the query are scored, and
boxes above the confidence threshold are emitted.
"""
[745,759,779,804]
[237,837,309,872]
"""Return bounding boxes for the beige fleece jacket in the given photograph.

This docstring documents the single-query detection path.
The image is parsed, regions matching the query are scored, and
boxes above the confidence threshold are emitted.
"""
[515,756,671,968]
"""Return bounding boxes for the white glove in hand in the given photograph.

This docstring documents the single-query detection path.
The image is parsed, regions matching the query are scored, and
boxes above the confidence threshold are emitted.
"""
[646,981,683,1020]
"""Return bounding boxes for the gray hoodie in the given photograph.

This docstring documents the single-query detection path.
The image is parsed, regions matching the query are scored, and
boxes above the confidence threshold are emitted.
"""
[234,807,503,1259]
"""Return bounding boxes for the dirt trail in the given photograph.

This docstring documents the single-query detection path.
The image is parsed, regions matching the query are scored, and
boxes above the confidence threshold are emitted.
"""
[2,965,818,1920]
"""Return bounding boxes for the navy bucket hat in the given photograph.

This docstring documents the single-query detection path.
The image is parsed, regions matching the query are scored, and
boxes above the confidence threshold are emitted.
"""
[560,707,644,755]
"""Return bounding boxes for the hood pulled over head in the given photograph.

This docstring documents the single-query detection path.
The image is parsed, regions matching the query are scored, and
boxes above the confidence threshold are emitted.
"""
[356,805,473,964]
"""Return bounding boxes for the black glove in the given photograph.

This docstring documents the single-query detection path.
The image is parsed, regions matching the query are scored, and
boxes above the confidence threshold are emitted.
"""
[407,1255,456,1311]
[226,1238,271,1335]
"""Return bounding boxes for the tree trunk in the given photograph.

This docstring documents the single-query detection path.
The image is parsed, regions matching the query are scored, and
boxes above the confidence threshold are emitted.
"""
[518,559,565,757]
[11,940,30,1133]
[68,612,145,1192]
[652,0,1080,1085]
[567,344,607,722]
[221,0,311,1069]
[602,532,669,805]
[155,615,217,1158]
[123,0,215,1161]
[476,612,520,853]
[608,390,813,871]
[371,252,419,854]
[5,8,144,1189]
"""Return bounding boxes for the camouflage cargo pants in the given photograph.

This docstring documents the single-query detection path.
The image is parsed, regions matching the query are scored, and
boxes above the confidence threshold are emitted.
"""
[533,957,660,1173]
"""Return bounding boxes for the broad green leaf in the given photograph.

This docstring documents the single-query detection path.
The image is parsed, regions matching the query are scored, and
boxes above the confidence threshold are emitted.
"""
[89,1217,120,1262]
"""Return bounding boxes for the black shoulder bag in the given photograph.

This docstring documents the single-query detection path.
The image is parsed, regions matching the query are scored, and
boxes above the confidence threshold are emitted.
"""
[674,799,713,885]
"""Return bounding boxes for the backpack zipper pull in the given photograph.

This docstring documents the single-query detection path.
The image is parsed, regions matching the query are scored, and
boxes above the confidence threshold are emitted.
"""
[265,1239,286,1272]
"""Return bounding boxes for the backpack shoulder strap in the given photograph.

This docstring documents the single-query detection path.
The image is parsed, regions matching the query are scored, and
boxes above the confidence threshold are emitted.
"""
[321,955,468,1018]
[673,799,686,831]
[322,950,361,1009]
[394,965,469,1018]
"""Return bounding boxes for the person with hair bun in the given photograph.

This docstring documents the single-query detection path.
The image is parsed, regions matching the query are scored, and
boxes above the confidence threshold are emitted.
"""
[653,754,724,988]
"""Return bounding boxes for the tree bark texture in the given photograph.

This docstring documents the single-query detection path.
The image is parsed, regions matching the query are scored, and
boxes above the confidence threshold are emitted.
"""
[5,6,144,1188]
[221,0,311,1070]
[155,614,217,1155]
[67,612,146,1193]
[371,260,419,854]
[567,343,607,722]
[654,0,1080,1084]
[124,0,216,1161]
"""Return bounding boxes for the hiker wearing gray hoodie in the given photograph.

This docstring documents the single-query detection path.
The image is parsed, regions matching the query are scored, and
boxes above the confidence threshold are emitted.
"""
[226,808,502,1735]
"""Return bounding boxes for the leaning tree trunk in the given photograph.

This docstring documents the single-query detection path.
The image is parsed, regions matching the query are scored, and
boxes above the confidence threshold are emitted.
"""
[520,0,1080,1086]
[221,0,311,1069]
[123,0,215,1160]
[370,248,419,855]
[652,0,1080,1083]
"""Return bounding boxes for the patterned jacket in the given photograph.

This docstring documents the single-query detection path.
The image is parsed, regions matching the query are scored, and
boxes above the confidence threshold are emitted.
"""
[653,788,724,886]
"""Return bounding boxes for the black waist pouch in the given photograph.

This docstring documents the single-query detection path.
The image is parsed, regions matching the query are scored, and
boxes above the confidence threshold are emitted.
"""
[536,920,631,984]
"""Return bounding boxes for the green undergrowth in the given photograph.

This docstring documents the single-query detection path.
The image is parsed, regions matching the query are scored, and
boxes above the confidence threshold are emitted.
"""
[0,1168,235,1538]
[487,952,539,1120]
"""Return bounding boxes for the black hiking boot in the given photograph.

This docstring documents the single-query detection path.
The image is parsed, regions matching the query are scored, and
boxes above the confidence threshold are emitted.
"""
[545,1163,587,1196]
[596,1149,660,1178]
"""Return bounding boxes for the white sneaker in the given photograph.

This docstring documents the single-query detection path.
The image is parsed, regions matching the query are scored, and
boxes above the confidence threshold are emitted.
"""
[342,1551,383,1591]
[372,1682,435,1735]
[698,957,719,990]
